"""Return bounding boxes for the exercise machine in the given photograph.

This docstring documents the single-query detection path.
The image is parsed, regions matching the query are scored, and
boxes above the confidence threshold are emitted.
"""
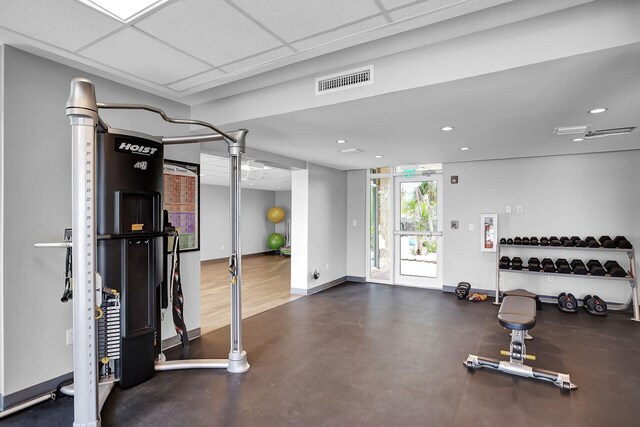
[464,295,577,393]
[36,78,250,426]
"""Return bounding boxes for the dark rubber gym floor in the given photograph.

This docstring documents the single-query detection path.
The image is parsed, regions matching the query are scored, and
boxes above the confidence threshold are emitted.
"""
[4,282,640,426]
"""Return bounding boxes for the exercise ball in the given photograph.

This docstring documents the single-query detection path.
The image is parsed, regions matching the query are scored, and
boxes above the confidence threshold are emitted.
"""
[267,207,285,224]
[267,233,285,250]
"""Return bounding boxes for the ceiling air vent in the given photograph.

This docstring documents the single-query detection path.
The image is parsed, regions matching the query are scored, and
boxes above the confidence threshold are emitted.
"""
[316,65,374,95]
[553,125,588,136]
[584,127,636,139]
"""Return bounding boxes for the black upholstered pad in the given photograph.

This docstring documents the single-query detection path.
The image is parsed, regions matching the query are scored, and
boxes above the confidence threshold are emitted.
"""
[503,288,537,299]
[498,296,536,330]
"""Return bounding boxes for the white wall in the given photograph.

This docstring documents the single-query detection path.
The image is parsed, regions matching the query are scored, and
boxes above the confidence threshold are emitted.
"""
[274,191,291,238]
[291,169,308,292]
[200,184,275,260]
[443,151,640,303]
[0,46,197,397]
[306,163,348,289]
[347,170,366,278]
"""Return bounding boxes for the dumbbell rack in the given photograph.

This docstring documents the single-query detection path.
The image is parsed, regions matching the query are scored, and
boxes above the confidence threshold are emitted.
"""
[494,244,639,322]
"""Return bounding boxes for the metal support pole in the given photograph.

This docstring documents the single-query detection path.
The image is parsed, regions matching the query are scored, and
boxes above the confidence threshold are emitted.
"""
[227,130,250,373]
[66,78,100,427]
[629,251,639,322]
[493,246,501,305]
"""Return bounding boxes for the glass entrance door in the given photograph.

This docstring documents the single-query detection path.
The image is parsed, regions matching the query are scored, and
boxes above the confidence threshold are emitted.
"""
[393,175,443,288]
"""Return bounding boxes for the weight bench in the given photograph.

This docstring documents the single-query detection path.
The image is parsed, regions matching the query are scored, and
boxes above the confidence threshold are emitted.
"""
[464,295,577,393]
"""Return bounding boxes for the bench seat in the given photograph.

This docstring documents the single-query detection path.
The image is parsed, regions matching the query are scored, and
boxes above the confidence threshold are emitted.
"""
[498,296,536,330]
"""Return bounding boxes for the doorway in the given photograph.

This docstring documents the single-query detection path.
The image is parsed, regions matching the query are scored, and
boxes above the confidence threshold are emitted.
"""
[198,153,298,334]
[393,175,443,288]
[367,165,443,288]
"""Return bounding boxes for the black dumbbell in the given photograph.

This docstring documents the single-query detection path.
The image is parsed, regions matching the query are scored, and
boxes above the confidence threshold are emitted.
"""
[456,282,471,299]
[613,236,633,249]
[529,236,539,246]
[586,259,606,276]
[599,235,615,248]
[499,256,511,269]
[514,237,522,245]
[604,260,626,277]
[555,258,572,274]
[575,239,587,247]
[541,258,556,273]
[499,238,507,245]
[511,257,523,270]
[550,236,561,246]
[558,292,578,313]
[570,236,581,246]
[539,237,549,246]
[506,238,514,245]
[585,236,600,248]
[570,259,588,275]
[527,257,541,272]
[521,237,530,245]
[583,294,607,316]
[560,236,572,247]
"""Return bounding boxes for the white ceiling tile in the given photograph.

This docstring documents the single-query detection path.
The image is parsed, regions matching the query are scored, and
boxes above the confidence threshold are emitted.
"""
[135,0,281,66]
[291,16,389,51]
[168,69,227,91]
[0,0,122,51]
[232,0,381,42]
[219,47,295,74]
[389,0,468,21]
[78,28,210,85]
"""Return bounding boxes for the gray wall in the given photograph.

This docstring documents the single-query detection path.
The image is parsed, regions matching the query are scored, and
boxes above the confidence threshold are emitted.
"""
[0,46,197,396]
[200,184,276,260]
[347,170,366,278]
[307,163,348,287]
[443,151,640,303]
[274,191,291,238]
[0,44,5,396]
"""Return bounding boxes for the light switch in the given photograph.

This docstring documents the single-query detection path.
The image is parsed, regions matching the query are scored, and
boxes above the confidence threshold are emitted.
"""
[516,205,523,214]
[506,206,512,214]
[468,223,475,231]
[352,220,357,227]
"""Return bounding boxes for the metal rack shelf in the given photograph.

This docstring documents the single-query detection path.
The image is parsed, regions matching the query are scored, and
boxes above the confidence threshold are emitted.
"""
[495,243,639,322]
[499,268,633,281]
[500,244,633,254]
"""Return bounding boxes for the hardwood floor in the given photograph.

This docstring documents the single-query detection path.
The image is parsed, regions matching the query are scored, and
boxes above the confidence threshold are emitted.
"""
[200,254,299,334]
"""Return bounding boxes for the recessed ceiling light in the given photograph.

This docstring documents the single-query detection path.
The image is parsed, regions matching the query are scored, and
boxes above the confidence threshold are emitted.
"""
[374,155,383,159]
[460,147,470,151]
[339,148,363,154]
[441,126,454,132]
[589,108,608,114]
[79,0,168,22]
[336,139,347,144]
[249,183,254,186]
[572,138,584,142]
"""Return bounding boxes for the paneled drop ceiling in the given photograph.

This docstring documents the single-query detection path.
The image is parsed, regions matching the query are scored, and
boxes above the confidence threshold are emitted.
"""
[0,0,512,102]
